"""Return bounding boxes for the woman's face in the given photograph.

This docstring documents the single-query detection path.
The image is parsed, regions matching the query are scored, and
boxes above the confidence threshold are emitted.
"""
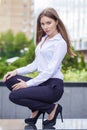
[40,16,58,37]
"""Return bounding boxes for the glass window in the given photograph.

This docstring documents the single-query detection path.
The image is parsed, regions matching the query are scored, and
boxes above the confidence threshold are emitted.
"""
[22,26,27,32]
[23,0,27,3]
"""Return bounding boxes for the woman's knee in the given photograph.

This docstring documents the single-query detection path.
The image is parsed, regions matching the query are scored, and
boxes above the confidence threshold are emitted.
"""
[9,91,18,102]
[5,79,12,91]
[5,76,20,90]
[9,89,24,102]
[9,92,14,101]
[4,79,12,91]
[5,77,12,84]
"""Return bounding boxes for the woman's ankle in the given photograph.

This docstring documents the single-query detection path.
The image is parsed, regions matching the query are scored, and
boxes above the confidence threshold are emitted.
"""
[48,104,58,120]
[31,110,39,118]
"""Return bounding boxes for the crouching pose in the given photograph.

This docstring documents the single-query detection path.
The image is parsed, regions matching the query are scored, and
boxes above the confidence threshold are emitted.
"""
[3,7,75,127]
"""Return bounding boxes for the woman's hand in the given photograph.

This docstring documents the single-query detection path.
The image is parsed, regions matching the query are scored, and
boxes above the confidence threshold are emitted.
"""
[3,70,17,82]
[12,79,27,91]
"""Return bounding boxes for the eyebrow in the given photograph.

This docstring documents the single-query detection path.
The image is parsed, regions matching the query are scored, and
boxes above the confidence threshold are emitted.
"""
[40,21,51,24]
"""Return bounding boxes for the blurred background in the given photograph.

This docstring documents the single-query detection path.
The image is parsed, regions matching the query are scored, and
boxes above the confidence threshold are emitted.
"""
[0,1,87,125]
[0,0,87,82]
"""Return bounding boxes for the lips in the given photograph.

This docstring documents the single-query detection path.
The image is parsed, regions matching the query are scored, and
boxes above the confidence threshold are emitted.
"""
[45,30,49,33]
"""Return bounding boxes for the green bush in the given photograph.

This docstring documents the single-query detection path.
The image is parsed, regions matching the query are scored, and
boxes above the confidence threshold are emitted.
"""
[12,57,28,68]
[0,30,87,82]
[0,30,14,58]
[7,65,17,72]
[25,42,35,63]
[0,62,8,78]
[0,30,29,58]
[0,61,17,78]
[11,39,35,68]
[62,47,86,71]
[63,69,87,82]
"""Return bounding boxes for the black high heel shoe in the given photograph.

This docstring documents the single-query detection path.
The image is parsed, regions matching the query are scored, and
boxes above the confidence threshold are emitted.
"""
[24,124,37,130]
[43,104,63,126]
[25,111,45,125]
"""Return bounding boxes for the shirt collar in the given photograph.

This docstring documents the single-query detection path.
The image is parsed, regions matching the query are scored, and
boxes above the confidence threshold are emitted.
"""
[42,33,63,41]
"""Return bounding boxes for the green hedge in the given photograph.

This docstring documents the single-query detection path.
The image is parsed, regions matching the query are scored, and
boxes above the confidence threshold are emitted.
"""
[0,30,87,82]
[63,69,87,82]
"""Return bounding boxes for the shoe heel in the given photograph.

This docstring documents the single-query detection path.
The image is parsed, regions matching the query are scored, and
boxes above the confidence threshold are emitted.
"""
[42,113,45,122]
[60,111,63,122]
[42,113,45,129]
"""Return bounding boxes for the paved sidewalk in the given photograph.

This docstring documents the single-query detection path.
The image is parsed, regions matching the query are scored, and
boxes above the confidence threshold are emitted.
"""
[0,119,87,130]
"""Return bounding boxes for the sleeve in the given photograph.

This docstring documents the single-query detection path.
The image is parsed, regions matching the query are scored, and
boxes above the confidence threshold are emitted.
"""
[26,41,67,87]
[16,58,37,75]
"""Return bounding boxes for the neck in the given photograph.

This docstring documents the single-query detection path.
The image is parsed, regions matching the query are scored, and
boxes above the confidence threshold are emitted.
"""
[48,31,58,39]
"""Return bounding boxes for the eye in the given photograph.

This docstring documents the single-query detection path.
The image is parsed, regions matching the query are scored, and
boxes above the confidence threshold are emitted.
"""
[41,23,44,26]
[47,21,51,25]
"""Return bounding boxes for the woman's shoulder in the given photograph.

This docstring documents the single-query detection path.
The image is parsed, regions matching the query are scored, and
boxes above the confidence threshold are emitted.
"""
[49,33,65,43]
[53,34,67,47]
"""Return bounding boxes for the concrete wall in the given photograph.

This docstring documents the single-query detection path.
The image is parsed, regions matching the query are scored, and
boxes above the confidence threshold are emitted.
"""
[0,81,87,119]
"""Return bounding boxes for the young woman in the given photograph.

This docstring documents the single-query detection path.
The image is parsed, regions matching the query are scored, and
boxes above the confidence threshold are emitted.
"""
[3,8,75,127]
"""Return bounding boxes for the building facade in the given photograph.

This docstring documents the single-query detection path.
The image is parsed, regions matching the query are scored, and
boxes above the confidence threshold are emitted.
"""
[52,0,87,62]
[0,0,34,39]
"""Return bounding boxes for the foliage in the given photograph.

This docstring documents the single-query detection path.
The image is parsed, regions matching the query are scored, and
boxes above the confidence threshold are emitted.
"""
[14,32,28,56]
[12,38,35,68]
[0,30,87,82]
[0,61,17,78]
[62,47,86,71]
[11,57,28,68]
[25,40,35,63]
[0,30,35,78]
[0,30,14,58]
[63,68,87,82]
[0,30,29,58]
[61,46,87,82]
[0,62,8,78]
[78,53,86,70]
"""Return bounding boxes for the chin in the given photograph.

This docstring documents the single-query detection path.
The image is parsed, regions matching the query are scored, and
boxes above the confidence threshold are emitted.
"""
[46,32,52,36]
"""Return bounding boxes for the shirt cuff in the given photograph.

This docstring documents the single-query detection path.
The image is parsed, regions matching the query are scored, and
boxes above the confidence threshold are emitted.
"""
[26,80,35,87]
[16,68,22,75]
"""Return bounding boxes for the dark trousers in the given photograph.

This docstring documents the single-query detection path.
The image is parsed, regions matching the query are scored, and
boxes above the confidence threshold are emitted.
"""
[5,75,64,114]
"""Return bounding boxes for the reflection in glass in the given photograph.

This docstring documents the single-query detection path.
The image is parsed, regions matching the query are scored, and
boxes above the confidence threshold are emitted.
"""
[43,125,55,129]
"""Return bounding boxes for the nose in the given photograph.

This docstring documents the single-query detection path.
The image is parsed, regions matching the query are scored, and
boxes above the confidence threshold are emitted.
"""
[44,25,48,30]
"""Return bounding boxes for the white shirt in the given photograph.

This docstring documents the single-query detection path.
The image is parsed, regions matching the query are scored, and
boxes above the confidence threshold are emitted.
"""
[16,33,67,87]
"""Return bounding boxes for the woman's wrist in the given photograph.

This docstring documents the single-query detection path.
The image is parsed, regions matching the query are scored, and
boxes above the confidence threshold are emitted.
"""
[13,70,17,75]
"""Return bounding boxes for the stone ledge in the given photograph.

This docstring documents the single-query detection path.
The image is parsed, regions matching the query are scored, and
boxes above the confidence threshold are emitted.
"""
[0,80,87,87]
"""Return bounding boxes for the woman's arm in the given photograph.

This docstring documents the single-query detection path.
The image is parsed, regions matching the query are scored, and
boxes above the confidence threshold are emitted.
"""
[16,58,37,75]
[26,41,67,87]
[3,58,37,82]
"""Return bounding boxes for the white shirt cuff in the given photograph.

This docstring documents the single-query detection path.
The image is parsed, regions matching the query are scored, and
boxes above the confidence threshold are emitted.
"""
[26,80,35,87]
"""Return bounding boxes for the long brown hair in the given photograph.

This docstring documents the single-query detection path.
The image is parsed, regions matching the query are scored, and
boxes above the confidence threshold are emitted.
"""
[36,8,75,57]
